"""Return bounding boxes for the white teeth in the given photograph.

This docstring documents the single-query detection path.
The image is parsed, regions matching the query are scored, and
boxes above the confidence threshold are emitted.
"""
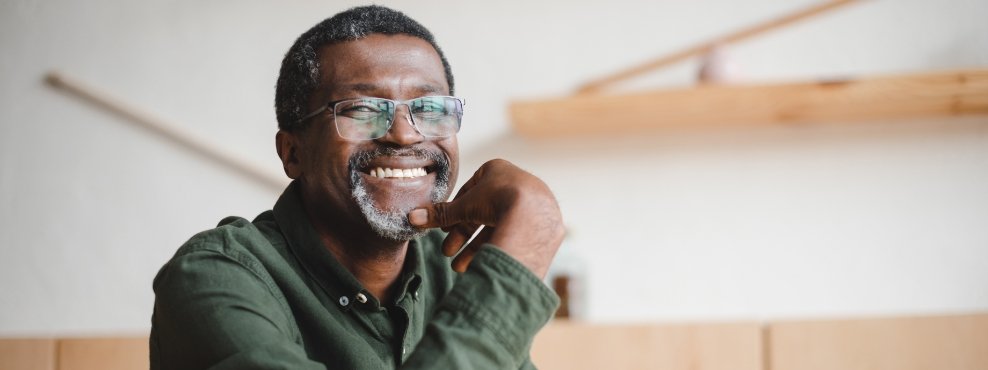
[368,167,429,179]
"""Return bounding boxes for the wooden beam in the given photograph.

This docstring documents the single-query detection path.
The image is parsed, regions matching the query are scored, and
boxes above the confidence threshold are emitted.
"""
[576,0,861,95]
[45,71,289,192]
[512,68,988,138]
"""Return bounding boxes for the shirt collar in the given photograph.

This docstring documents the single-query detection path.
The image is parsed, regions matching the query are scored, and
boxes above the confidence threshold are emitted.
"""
[272,181,425,311]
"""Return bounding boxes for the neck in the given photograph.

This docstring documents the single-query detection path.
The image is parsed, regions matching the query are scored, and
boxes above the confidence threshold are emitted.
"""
[296,180,411,304]
[309,209,410,304]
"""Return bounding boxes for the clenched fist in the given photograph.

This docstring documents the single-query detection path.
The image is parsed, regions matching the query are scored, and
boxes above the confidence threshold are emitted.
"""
[408,159,564,279]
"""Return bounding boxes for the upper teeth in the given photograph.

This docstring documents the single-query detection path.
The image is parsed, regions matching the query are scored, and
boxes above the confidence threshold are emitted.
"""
[369,167,428,178]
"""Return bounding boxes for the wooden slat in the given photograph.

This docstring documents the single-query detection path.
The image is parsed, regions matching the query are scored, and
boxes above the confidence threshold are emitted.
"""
[512,68,988,138]
[530,320,762,370]
[576,0,861,95]
[0,338,56,370]
[45,71,288,192]
[767,313,988,370]
[57,337,148,370]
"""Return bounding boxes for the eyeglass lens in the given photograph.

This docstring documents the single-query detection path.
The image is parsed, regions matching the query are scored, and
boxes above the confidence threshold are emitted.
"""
[333,96,463,140]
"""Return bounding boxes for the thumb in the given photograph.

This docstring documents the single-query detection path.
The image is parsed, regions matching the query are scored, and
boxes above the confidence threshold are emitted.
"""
[408,199,497,229]
[408,207,434,227]
[407,202,458,228]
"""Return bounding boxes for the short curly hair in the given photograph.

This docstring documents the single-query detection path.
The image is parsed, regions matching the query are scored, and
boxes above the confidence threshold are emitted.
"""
[274,5,455,131]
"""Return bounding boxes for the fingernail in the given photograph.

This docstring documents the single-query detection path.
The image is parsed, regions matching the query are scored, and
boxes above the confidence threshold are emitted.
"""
[408,209,428,226]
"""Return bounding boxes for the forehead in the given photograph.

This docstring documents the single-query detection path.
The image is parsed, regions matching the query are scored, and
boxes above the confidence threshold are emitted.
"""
[315,33,449,100]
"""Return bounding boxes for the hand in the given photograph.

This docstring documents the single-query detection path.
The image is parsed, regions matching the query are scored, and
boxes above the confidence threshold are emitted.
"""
[408,159,564,278]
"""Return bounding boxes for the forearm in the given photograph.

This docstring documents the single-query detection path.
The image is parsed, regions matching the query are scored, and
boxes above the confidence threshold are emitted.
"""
[401,245,558,369]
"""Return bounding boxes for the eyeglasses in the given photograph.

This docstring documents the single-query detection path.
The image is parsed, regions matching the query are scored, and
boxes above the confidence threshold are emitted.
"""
[298,96,464,141]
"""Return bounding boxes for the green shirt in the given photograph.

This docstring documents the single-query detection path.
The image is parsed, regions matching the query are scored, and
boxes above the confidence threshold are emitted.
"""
[150,182,559,369]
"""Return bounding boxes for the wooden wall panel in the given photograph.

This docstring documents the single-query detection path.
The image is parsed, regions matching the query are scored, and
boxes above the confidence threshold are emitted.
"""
[4,313,987,369]
[0,339,56,370]
[767,313,988,370]
[530,321,763,370]
[56,337,148,370]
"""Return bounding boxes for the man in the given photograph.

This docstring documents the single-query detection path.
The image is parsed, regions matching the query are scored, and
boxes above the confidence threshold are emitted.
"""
[150,5,564,370]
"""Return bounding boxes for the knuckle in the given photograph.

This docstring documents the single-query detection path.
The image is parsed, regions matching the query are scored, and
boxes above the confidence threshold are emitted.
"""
[433,203,448,226]
[487,158,508,166]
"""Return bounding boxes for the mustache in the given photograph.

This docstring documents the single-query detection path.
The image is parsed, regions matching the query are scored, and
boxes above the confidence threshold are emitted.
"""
[348,146,450,184]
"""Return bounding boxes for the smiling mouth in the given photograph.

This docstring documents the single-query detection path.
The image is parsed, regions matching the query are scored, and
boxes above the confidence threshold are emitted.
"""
[367,167,430,179]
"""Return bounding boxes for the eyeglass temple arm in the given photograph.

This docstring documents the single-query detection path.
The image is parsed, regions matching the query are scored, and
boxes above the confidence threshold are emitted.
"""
[297,104,330,123]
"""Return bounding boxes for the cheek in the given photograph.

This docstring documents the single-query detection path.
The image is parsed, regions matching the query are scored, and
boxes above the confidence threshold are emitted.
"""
[300,134,353,178]
[443,139,460,186]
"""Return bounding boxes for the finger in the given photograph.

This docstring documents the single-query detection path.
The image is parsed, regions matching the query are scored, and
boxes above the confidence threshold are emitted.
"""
[451,226,494,272]
[441,223,480,257]
[408,199,497,229]
[408,206,433,228]
[451,244,479,273]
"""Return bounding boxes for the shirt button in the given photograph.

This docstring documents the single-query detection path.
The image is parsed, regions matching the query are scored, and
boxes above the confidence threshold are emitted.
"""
[413,291,419,300]
[355,293,368,304]
[338,296,350,307]
[402,347,407,355]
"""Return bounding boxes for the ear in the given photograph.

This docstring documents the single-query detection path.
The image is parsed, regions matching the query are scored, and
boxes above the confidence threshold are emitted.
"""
[276,130,303,179]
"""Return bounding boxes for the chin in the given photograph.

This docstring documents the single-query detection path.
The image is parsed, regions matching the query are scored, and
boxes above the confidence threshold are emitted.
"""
[362,209,428,242]
[351,180,428,242]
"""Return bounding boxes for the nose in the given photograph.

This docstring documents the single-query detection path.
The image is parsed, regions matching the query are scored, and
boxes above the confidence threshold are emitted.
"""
[377,104,423,146]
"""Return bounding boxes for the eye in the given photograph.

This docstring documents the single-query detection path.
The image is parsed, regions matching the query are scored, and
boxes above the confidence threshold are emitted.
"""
[410,98,450,118]
[336,100,385,119]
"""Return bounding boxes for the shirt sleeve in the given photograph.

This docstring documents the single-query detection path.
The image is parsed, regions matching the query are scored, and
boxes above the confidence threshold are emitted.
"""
[401,244,560,370]
[151,247,326,370]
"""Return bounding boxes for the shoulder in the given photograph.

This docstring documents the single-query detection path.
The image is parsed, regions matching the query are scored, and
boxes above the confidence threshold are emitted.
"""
[151,215,306,368]
[153,212,299,329]
[174,215,267,257]
[154,213,281,294]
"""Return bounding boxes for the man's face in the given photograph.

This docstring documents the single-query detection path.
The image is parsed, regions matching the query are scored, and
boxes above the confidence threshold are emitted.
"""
[284,33,459,241]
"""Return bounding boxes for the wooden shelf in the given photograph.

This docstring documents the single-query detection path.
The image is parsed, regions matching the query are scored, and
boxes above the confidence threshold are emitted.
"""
[510,68,988,138]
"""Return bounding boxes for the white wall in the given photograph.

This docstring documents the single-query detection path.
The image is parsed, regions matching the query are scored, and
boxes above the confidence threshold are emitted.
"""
[1,0,986,335]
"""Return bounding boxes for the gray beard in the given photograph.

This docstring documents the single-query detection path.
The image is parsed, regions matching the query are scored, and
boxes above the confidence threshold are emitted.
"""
[348,147,451,241]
